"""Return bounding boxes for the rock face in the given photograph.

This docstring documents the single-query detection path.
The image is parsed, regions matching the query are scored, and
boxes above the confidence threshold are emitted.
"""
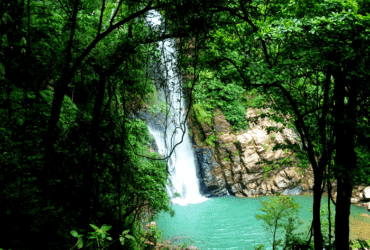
[364,187,370,199]
[191,107,315,198]
[347,185,370,210]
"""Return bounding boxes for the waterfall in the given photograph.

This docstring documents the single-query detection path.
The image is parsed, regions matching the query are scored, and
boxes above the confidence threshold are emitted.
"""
[146,11,208,205]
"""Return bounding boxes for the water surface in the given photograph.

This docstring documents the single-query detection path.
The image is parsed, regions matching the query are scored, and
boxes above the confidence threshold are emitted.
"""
[156,194,370,249]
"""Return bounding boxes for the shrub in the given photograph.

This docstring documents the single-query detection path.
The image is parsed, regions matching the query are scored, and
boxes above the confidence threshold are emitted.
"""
[350,238,370,250]
[223,100,247,130]
[255,195,302,250]
[206,133,216,148]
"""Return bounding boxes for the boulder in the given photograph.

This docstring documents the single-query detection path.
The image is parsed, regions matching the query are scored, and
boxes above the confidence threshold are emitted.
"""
[358,185,366,192]
[357,192,364,199]
[273,172,289,188]
[366,202,370,211]
[231,183,242,193]
[363,187,370,199]
[248,128,269,146]
[218,133,235,145]
[273,132,286,144]
[247,182,257,190]
[242,189,252,197]
[282,127,299,145]
[351,197,361,204]
[282,186,304,195]
[284,167,300,180]
[236,134,253,151]
[265,179,278,193]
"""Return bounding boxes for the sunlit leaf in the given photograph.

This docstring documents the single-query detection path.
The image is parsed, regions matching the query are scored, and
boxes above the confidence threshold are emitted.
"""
[70,230,79,237]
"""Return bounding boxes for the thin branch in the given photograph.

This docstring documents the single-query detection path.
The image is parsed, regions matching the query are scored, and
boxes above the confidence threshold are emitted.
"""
[97,0,106,35]
[110,0,124,27]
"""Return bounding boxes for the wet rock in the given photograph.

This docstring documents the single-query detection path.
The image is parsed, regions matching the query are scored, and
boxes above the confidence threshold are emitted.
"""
[351,197,362,204]
[282,186,304,195]
[273,172,289,188]
[363,187,370,199]
[358,185,366,192]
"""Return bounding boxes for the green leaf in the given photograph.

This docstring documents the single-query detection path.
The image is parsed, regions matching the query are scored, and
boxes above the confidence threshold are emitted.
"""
[2,34,8,47]
[77,238,84,249]
[101,224,112,232]
[0,62,5,75]
[71,230,79,237]
[90,224,99,230]
[21,37,26,46]
[125,235,135,240]
[2,13,13,24]
[119,236,125,245]
[121,229,130,235]
[106,237,113,241]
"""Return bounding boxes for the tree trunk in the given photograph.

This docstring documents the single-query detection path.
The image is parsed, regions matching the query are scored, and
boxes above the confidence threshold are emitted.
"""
[79,68,106,232]
[333,65,357,250]
[313,171,324,250]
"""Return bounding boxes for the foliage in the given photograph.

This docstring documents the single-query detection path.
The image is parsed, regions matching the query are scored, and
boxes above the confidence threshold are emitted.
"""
[307,203,335,247]
[192,102,212,126]
[350,239,370,250]
[191,75,250,131]
[0,0,180,249]
[1,0,370,249]
[205,133,216,148]
[255,195,302,250]
[70,224,136,250]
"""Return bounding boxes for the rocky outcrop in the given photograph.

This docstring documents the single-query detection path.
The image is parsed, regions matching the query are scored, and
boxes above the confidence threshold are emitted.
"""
[346,184,370,210]
[192,107,315,198]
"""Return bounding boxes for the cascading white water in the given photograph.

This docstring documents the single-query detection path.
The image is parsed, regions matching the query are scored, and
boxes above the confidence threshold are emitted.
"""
[146,11,208,205]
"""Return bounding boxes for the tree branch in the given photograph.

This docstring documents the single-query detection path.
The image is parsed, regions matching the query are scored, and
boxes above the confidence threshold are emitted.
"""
[97,0,106,35]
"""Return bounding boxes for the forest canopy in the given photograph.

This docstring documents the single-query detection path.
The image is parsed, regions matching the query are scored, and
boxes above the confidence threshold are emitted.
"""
[0,0,369,249]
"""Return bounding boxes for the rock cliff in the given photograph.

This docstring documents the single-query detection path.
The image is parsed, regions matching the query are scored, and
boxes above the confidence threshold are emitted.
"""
[189,106,370,210]
[190,107,315,197]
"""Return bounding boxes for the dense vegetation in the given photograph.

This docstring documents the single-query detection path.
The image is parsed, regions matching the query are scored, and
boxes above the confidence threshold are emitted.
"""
[0,0,180,249]
[1,0,370,249]
[177,0,370,249]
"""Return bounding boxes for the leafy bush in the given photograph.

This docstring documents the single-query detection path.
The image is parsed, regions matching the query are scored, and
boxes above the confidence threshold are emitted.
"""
[192,76,249,131]
[70,224,135,250]
[350,238,370,250]
[222,100,248,130]
[255,195,302,250]
[206,133,216,148]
